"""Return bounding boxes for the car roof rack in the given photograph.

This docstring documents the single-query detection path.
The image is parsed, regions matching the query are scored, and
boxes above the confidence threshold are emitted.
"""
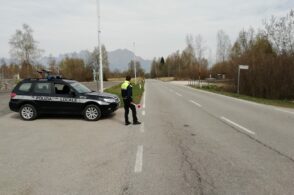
[23,75,63,82]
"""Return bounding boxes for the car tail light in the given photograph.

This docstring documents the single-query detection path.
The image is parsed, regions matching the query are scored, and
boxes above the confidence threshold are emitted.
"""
[10,92,17,98]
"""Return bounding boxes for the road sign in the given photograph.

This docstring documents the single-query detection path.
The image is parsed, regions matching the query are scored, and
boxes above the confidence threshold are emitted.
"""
[239,65,249,70]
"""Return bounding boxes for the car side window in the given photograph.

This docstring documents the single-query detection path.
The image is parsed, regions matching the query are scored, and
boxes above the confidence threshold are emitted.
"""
[54,83,74,96]
[18,83,32,92]
[33,83,52,94]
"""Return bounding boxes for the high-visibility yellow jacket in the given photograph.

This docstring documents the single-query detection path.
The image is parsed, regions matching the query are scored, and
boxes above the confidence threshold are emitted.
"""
[121,81,132,100]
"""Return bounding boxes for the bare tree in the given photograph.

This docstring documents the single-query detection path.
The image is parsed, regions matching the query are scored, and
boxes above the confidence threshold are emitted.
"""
[216,30,231,63]
[194,34,206,61]
[48,54,57,74]
[194,34,207,83]
[91,45,110,81]
[9,24,43,78]
[127,60,145,77]
[9,24,43,65]
[263,10,294,54]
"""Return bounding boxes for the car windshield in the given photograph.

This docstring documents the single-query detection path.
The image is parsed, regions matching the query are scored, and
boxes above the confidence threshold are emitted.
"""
[70,82,92,94]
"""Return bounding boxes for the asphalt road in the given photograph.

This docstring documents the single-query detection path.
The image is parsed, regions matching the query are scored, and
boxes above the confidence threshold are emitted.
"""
[1,79,294,194]
[0,92,10,116]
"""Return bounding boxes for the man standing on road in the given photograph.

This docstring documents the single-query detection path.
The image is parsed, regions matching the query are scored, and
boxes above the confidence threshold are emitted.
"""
[121,76,141,125]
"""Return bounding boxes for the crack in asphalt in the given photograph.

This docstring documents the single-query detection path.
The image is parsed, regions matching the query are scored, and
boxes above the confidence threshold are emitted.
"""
[163,118,216,195]
[179,139,204,195]
[121,184,130,195]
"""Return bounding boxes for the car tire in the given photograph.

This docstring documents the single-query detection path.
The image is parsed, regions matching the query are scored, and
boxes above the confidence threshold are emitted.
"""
[19,104,37,121]
[83,104,101,121]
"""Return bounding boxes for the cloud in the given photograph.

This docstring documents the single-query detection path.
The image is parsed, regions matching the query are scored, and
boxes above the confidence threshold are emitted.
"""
[0,0,293,60]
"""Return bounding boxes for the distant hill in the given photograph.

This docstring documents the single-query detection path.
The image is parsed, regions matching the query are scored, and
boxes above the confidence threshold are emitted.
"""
[1,49,152,72]
[38,49,152,72]
[108,49,151,72]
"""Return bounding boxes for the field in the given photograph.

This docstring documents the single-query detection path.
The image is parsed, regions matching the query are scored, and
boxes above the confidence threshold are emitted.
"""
[105,79,145,107]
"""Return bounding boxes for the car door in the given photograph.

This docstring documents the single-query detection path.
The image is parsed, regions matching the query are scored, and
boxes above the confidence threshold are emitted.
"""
[32,81,55,113]
[51,82,81,114]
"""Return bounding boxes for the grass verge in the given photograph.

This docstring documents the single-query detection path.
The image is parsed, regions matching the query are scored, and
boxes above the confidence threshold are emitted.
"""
[189,85,294,109]
[105,80,145,107]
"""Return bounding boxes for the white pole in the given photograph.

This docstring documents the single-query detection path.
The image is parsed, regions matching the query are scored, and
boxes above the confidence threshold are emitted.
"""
[97,0,103,92]
[133,42,137,84]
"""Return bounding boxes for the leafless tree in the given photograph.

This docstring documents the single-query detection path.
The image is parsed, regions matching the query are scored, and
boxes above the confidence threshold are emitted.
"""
[263,10,294,54]
[9,24,43,78]
[48,54,57,74]
[194,34,207,82]
[9,24,43,65]
[216,30,231,63]
[91,45,110,80]
[194,34,206,61]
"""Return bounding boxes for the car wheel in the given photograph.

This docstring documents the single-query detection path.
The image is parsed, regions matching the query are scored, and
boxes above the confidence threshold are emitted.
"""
[20,104,37,121]
[83,105,101,121]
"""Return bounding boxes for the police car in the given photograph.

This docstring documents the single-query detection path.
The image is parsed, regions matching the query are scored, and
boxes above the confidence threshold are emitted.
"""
[9,77,120,121]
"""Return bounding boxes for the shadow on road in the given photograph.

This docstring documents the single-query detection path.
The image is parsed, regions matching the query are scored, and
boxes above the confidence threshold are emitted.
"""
[9,112,118,121]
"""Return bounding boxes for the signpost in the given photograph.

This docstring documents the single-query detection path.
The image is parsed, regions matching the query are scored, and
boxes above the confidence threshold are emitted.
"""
[237,65,249,94]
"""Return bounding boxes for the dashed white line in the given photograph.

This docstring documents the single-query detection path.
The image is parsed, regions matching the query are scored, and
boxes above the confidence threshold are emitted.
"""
[221,117,256,135]
[143,89,146,109]
[189,100,202,108]
[140,123,145,133]
[175,92,182,97]
[142,110,146,116]
[134,145,144,173]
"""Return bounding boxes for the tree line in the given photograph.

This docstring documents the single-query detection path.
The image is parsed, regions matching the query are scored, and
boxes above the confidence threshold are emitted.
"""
[151,10,294,100]
[211,10,294,99]
[1,24,145,82]
[150,34,209,80]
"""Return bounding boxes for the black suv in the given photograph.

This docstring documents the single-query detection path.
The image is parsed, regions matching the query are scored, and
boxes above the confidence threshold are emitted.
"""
[9,77,120,121]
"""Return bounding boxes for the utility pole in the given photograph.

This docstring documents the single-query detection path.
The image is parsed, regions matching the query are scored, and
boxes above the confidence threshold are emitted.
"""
[97,0,103,92]
[133,42,137,84]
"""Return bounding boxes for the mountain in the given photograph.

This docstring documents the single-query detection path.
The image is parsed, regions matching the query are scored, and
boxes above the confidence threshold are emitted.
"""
[108,49,151,72]
[38,49,151,72]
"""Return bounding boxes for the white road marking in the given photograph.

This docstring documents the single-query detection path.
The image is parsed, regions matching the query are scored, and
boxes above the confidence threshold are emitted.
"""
[140,123,145,133]
[175,92,182,97]
[275,108,294,115]
[181,85,266,108]
[176,84,294,116]
[189,100,202,107]
[134,145,144,173]
[143,88,146,109]
[221,117,256,135]
[142,110,146,116]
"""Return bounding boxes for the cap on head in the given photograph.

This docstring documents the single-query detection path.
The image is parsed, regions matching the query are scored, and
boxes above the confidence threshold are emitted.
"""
[126,75,131,81]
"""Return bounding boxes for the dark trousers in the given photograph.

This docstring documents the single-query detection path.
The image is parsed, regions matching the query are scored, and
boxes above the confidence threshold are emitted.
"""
[123,99,138,123]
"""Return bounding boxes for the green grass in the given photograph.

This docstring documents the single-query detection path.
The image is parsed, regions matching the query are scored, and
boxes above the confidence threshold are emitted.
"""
[105,81,145,107]
[190,85,294,109]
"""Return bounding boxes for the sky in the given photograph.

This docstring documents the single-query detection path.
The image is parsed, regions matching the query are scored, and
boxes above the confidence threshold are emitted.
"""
[0,0,293,60]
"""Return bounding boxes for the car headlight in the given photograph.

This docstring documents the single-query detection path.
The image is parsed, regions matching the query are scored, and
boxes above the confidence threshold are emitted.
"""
[103,98,116,103]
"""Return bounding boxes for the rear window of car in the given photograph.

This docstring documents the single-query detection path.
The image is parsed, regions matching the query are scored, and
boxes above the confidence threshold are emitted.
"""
[33,83,51,94]
[18,83,32,92]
